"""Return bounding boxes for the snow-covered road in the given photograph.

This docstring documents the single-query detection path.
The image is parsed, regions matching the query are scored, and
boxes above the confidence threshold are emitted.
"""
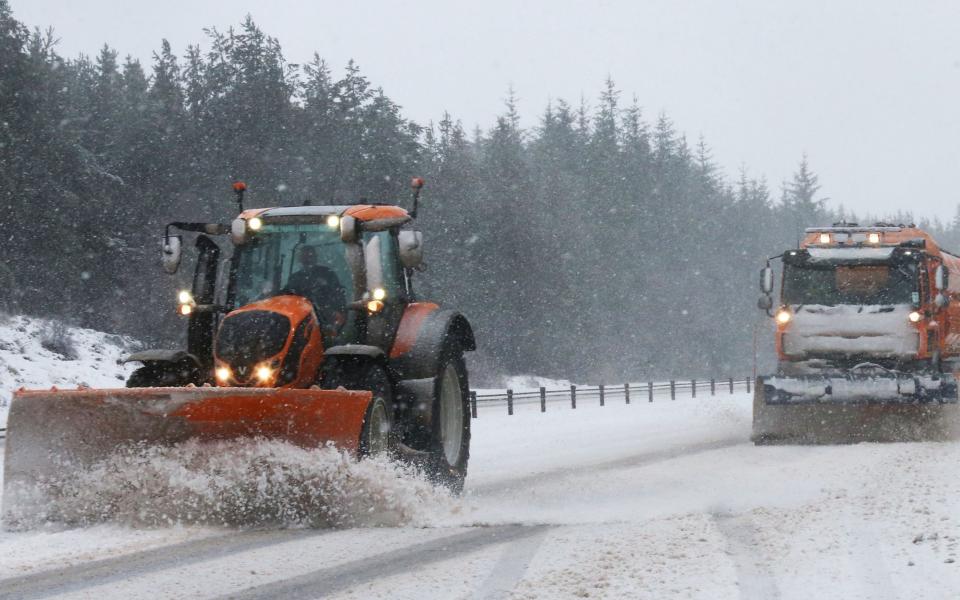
[2,393,960,599]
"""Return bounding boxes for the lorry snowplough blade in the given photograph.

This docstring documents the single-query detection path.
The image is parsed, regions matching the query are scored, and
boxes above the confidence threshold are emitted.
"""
[2,386,372,522]
[753,374,960,444]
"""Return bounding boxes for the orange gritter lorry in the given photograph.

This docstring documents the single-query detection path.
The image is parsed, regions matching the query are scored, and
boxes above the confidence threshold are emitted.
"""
[754,222,960,443]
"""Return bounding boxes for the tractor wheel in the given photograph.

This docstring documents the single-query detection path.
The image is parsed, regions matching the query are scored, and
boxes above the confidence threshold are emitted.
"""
[425,352,471,493]
[323,361,396,457]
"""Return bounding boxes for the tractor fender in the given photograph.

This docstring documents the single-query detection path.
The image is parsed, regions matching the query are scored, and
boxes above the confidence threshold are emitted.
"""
[325,344,386,360]
[122,349,201,368]
[390,308,475,380]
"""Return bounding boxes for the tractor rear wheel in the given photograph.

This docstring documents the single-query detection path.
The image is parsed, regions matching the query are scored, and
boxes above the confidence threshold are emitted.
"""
[426,353,471,493]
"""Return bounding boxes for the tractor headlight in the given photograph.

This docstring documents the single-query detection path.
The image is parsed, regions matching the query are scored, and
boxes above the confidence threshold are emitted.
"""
[255,364,274,383]
[215,366,232,383]
[366,299,384,313]
[908,310,922,323]
[247,216,263,231]
[178,290,194,304]
[178,303,193,316]
[372,287,386,301]
[776,308,792,324]
[326,214,340,229]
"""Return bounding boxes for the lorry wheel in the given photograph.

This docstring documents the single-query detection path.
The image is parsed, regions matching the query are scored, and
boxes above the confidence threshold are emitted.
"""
[426,353,471,493]
[323,361,396,456]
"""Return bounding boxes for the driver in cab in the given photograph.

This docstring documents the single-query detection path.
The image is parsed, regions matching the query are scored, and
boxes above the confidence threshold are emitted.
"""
[285,246,347,332]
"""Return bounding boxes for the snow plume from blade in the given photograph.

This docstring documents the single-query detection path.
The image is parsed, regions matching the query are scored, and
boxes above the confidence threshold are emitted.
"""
[4,439,456,530]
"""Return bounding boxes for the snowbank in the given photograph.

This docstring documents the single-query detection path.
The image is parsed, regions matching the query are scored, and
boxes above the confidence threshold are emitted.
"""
[0,315,137,428]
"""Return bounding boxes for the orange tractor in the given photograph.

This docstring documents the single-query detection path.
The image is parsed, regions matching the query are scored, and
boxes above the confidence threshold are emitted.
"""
[754,223,960,443]
[3,180,475,517]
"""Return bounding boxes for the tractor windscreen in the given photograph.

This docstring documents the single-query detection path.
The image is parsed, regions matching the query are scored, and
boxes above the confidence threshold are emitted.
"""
[231,223,354,330]
[782,262,918,306]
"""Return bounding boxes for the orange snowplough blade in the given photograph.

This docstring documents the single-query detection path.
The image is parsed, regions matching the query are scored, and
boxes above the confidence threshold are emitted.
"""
[2,386,372,522]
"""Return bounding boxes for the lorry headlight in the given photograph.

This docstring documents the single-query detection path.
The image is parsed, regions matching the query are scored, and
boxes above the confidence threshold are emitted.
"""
[216,366,232,383]
[868,232,881,244]
[819,233,831,244]
[776,309,792,324]
[908,311,922,323]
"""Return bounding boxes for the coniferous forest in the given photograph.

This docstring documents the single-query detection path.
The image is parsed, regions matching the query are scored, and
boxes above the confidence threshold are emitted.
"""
[3,4,959,382]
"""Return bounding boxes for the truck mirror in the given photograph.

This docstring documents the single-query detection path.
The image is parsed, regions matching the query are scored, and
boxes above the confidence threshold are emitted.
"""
[936,265,949,291]
[760,266,774,294]
[340,216,358,243]
[398,230,423,268]
[757,295,773,311]
[161,235,182,274]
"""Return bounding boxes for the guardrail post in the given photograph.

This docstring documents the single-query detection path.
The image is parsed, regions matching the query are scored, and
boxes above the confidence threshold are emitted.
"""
[648,381,653,402]
[507,389,514,415]
[729,377,734,394]
[624,383,630,404]
[571,384,577,409]
[470,391,477,419]
[670,380,675,400]
[691,379,696,398]
[710,378,716,396]
[540,386,546,412]
[599,383,605,406]
[746,377,751,394]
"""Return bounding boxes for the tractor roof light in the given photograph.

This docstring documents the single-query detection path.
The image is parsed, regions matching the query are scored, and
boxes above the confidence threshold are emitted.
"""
[247,216,263,231]
[326,214,340,229]
[775,308,792,324]
[908,310,922,323]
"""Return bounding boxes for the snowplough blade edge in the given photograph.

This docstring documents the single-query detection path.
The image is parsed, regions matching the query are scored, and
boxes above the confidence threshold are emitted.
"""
[753,374,960,444]
[2,386,372,523]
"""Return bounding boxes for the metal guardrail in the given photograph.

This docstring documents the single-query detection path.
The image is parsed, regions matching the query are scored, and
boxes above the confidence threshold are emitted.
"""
[468,377,753,417]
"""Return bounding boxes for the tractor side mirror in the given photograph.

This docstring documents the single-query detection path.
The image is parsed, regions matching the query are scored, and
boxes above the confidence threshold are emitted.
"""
[161,235,183,274]
[935,293,950,309]
[340,216,358,243]
[398,230,423,269]
[936,265,949,291]
[230,218,247,245]
[757,295,773,311]
[760,266,774,294]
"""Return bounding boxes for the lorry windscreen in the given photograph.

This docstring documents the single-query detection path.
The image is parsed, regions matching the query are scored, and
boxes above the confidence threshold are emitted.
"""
[782,262,918,306]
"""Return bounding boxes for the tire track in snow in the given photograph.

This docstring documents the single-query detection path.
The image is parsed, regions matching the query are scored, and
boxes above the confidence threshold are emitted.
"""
[0,529,329,600]
[468,437,744,496]
[216,524,553,600]
[474,524,550,599]
[711,511,780,600]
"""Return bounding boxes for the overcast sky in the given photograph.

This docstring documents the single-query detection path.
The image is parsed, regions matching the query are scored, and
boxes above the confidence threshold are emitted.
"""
[12,0,960,221]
